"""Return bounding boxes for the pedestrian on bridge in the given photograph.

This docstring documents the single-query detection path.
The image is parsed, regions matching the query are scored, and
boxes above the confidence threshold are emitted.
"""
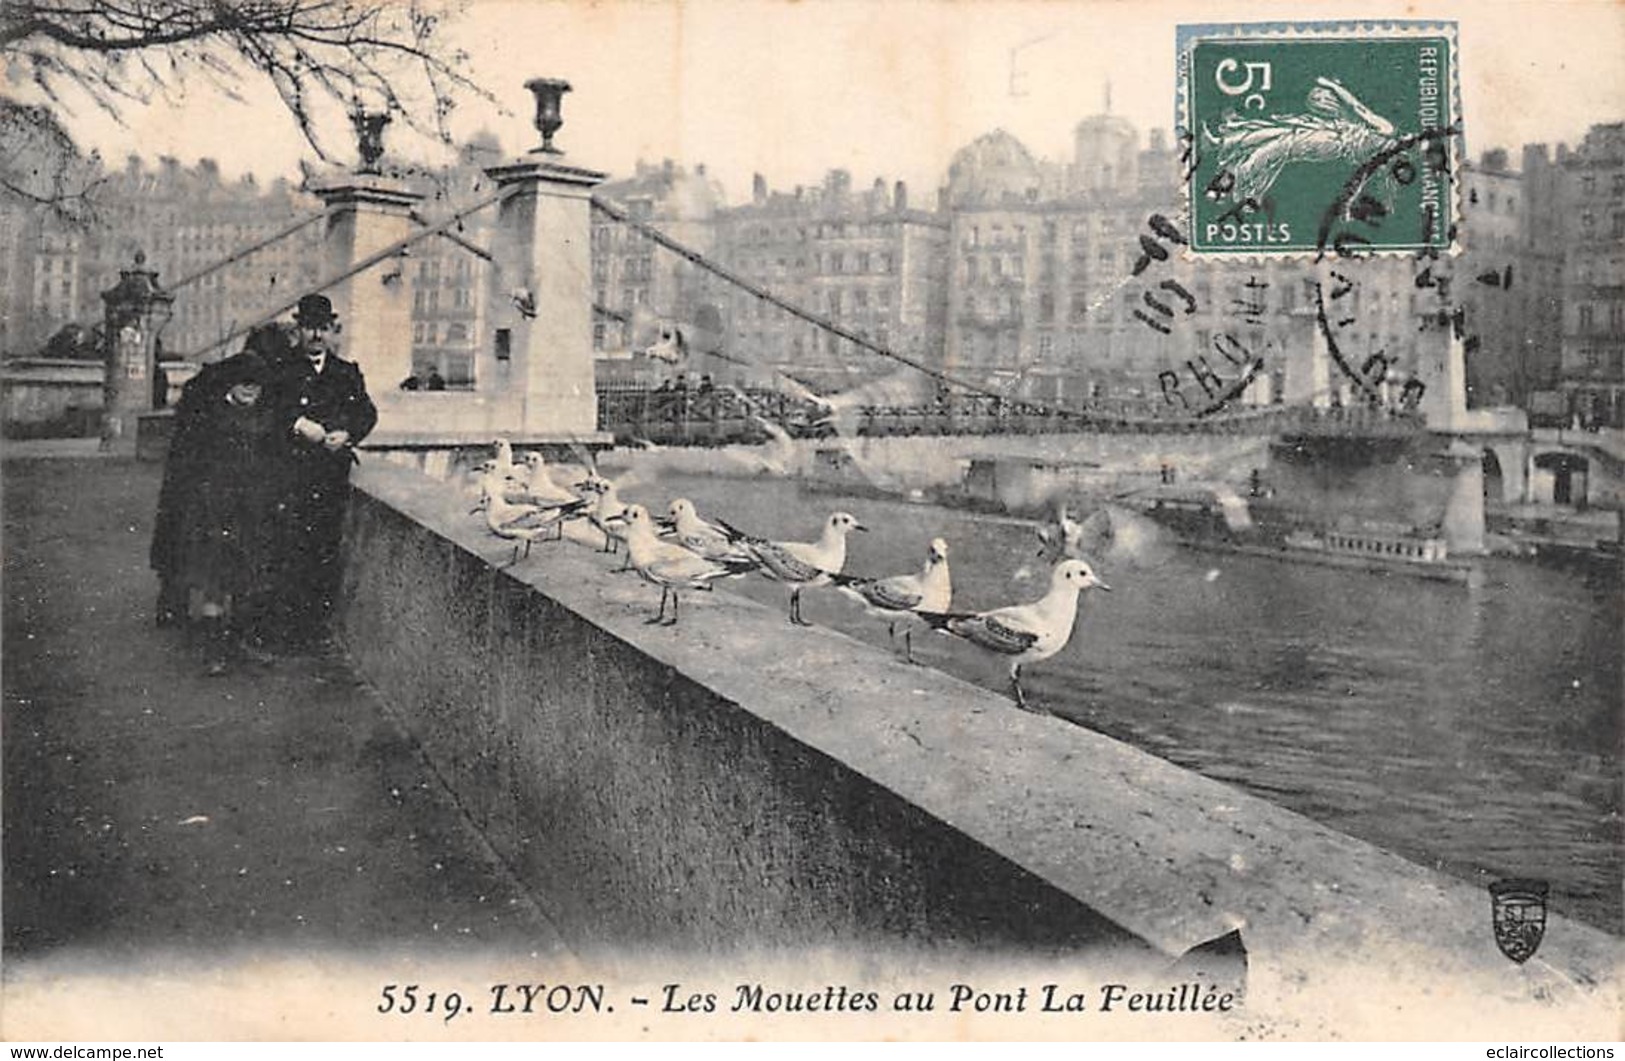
[150,328,293,674]
[263,294,378,652]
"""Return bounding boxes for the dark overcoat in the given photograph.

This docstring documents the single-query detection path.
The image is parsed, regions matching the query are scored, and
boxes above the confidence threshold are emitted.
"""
[265,352,378,636]
[149,353,280,607]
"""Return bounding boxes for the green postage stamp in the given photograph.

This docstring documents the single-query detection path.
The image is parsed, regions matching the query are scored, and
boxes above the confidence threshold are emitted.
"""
[1178,21,1460,257]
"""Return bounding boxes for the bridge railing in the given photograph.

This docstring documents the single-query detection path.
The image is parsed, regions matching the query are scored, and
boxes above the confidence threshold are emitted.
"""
[596,385,1430,443]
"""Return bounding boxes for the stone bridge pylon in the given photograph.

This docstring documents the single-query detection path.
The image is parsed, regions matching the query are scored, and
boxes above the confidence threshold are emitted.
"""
[314,80,610,450]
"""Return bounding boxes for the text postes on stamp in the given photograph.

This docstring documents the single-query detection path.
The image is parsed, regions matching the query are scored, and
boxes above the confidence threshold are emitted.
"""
[1179,21,1460,257]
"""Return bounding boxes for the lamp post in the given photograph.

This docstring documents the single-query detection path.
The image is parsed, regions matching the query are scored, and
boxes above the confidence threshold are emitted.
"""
[524,78,572,154]
[100,250,175,456]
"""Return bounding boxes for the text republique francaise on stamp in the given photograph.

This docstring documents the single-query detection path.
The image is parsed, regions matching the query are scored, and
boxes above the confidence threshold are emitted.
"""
[1179,22,1459,258]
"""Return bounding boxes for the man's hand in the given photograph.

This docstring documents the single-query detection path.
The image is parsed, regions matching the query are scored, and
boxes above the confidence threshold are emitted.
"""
[322,429,351,452]
[293,416,327,443]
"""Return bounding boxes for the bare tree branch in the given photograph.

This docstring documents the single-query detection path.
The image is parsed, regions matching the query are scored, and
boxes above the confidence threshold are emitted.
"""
[2,0,495,163]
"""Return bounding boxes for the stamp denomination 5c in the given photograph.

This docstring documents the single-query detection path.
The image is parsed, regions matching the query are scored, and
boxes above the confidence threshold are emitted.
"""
[1179,21,1460,257]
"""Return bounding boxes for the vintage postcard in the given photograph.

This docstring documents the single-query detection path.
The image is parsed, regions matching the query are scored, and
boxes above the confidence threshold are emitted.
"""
[1,0,1620,1047]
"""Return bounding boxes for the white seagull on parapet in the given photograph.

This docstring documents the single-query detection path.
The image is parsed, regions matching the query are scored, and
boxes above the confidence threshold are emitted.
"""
[718,511,868,626]
[621,504,758,626]
[491,438,523,483]
[920,558,1110,712]
[831,536,951,663]
[663,498,757,565]
[575,473,634,562]
[472,459,582,512]
[470,459,526,504]
[518,451,588,506]
[471,483,589,566]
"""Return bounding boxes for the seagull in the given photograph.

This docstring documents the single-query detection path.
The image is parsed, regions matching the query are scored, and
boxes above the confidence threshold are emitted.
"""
[471,483,588,566]
[519,451,587,506]
[621,504,757,625]
[920,558,1110,712]
[576,473,634,561]
[831,537,951,663]
[723,511,867,626]
[1035,501,1088,562]
[470,459,526,504]
[491,438,522,483]
[665,498,756,565]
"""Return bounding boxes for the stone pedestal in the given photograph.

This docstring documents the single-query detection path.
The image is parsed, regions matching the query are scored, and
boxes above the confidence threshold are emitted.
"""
[311,175,423,405]
[483,153,607,437]
[1421,329,1470,433]
[1283,306,1331,408]
[99,254,174,456]
[1440,439,1488,555]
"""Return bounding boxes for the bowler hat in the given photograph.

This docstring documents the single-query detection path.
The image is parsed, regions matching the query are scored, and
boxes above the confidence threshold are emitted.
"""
[215,351,271,387]
[294,293,338,328]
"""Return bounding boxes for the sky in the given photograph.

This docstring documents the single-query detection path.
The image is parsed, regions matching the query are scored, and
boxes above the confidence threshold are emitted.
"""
[24,0,1625,204]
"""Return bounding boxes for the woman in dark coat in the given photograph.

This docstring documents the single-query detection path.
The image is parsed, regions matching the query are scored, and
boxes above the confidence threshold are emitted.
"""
[150,327,292,672]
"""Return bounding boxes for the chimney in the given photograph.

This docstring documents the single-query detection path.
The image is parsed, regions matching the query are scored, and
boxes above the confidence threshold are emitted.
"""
[1481,148,1509,173]
[753,172,767,205]
[894,181,908,212]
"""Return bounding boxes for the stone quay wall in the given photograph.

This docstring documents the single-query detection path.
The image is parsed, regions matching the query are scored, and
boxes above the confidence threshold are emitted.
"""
[333,460,1620,1036]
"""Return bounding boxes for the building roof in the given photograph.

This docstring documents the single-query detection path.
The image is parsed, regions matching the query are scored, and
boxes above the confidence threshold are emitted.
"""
[943,129,1042,208]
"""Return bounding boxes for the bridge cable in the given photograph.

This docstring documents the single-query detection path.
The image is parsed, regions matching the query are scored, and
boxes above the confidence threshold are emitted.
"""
[183,189,507,362]
[588,194,1263,430]
[166,211,329,294]
[588,196,1009,402]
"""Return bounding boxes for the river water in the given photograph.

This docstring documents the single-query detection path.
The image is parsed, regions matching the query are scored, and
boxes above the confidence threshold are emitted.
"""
[636,472,1623,935]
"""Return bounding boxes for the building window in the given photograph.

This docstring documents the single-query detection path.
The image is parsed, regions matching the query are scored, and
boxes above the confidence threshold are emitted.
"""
[1580,305,1595,333]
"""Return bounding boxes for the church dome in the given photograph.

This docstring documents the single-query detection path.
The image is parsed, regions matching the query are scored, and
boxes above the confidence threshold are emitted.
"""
[943,129,1041,207]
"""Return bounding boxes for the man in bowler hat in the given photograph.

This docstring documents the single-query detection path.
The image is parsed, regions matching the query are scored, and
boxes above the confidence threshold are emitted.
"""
[268,293,378,649]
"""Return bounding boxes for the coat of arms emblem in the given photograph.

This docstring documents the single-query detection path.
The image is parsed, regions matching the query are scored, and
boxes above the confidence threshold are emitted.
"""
[1489,878,1549,964]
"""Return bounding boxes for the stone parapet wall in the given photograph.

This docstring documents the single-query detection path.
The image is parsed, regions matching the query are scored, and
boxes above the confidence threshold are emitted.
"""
[335,461,1620,1036]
